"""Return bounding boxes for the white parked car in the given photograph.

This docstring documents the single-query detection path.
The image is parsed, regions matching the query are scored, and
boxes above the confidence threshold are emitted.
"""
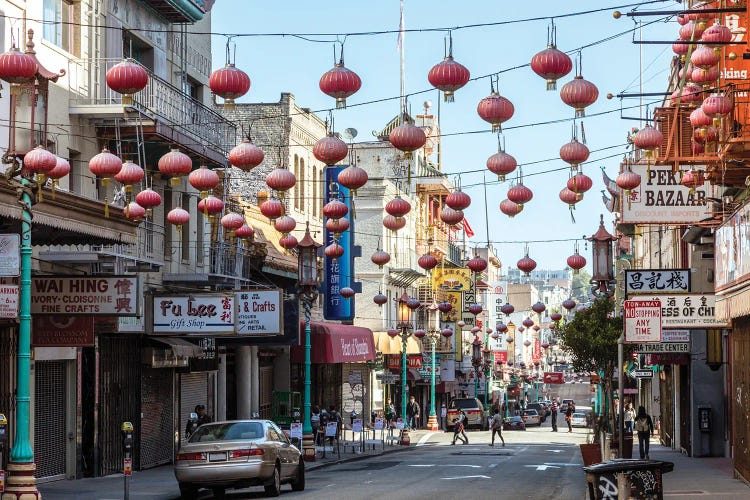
[522,409,541,426]
[570,412,588,428]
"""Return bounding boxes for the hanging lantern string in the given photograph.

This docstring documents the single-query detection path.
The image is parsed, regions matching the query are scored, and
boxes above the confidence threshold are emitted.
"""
[580,121,587,145]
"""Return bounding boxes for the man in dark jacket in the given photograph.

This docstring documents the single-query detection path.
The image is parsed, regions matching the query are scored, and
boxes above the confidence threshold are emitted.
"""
[550,398,559,432]
[406,396,420,429]
[186,405,211,438]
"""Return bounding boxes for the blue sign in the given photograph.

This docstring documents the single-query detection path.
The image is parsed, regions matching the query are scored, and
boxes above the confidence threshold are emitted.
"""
[323,166,358,321]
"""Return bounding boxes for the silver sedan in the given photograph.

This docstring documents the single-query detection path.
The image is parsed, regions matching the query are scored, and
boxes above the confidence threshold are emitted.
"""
[174,420,304,498]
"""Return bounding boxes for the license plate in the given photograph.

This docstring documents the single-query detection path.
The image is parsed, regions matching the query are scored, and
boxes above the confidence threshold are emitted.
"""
[209,452,227,462]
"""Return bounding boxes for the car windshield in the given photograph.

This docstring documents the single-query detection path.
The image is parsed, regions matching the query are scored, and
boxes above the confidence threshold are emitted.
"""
[188,422,264,443]
[523,410,538,415]
[510,417,522,422]
[572,413,586,418]
[449,399,480,410]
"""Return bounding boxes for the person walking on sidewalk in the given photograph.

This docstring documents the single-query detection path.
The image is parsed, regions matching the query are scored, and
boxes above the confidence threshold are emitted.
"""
[451,408,469,445]
[635,406,655,459]
[406,396,420,429]
[565,402,575,433]
[488,408,505,447]
[550,398,559,432]
[624,403,635,432]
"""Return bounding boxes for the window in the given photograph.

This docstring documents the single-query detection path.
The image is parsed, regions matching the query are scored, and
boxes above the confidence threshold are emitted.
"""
[299,157,306,213]
[123,31,154,71]
[42,0,81,56]
[293,155,300,210]
[312,166,318,218]
[181,194,190,261]
[163,186,173,259]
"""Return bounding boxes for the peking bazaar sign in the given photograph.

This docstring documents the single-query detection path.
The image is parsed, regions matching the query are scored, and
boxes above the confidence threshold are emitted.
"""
[30,276,138,315]
[620,164,711,224]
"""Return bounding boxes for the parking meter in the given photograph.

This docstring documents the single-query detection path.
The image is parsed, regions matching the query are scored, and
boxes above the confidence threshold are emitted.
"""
[121,422,134,499]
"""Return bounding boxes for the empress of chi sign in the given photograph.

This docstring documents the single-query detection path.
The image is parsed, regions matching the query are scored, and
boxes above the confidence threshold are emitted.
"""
[624,299,662,343]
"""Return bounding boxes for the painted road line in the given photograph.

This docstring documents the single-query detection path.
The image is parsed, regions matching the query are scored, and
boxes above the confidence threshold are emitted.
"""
[524,464,561,471]
[441,475,491,480]
[416,432,436,447]
[545,449,564,453]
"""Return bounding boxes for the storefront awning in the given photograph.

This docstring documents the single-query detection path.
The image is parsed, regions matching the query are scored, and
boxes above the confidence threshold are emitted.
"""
[291,322,375,364]
[373,331,422,355]
[149,337,204,358]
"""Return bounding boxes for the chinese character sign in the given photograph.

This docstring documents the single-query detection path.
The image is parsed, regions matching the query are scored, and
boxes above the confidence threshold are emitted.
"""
[324,166,354,321]
[625,269,690,293]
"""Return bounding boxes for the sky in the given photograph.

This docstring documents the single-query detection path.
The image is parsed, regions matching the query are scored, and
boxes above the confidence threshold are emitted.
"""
[209,0,677,272]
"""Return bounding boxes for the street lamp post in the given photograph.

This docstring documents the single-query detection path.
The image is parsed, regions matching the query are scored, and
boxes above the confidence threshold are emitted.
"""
[396,292,417,443]
[471,336,482,398]
[482,345,492,409]
[426,328,440,431]
[297,223,321,462]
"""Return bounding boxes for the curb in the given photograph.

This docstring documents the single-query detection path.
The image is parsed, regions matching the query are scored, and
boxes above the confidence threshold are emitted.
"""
[305,444,415,471]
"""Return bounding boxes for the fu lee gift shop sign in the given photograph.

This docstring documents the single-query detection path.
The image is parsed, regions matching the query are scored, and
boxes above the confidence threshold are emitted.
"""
[152,290,283,335]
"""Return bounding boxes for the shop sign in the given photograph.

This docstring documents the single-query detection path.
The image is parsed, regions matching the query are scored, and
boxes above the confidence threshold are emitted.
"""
[0,285,18,319]
[32,316,94,347]
[0,234,20,277]
[624,299,662,343]
[493,351,508,364]
[633,342,689,353]
[323,166,356,321]
[235,289,283,335]
[387,354,422,370]
[620,164,711,224]
[716,199,750,291]
[417,352,440,379]
[532,338,541,362]
[152,295,234,334]
[30,276,138,316]
[376,371,398,384]
[463,279,476,312]
[543,372,564,384]
[632,293,726,328]
[439,291,461,322]
[646,353,690,365]
[625,269,690,293]
[432,267,471,291]
[663,329,690,342]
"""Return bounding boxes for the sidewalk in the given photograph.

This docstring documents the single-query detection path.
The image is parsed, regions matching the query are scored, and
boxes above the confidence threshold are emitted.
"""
[37,429,430,499]
[648,444,750,499]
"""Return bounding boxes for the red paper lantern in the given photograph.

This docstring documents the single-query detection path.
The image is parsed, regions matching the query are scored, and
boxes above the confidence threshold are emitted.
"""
[383,215,407,232]
[691,64,719,86]
[507,183,533,207]
[274,215,297,234]
[693,125,719,144]
[23,146,57,175]
[568,172,593,194]
[387,329,400,338]
[319,56,362,109]
[188,165,219,198]
[680,168,704,193]
[440,206,464,226]
[517,255,537,275]
[550,312,563,322]
[701,22,732,50]
[487,150,517,181]
[530,45,572,90]
[679,21,705,40]
[428,48,470,102]
[135,188,162,211]
[374,293,388,306]
[235,224,254,240]
[496,322,508,333]
[671,84,704,106]
[469,303,483,316]
[632,125,664,156]
[326,217,349,235]
[532,301,546,314]
[198,194,224,217]
[567,251,587,273]
[560,75,599,117]
[209,63,251,108]
[114,160,145,192]
[221,213,245,234]
[418,253,438,271]
[124,201,146,221]
[338,165,368,195]
[260,197,285,221]
[47,156,71,181]
[385,196,411,218]
[500,303,515,316]
[445,190,471,211]
[313,134,348,165]
[522,318,534,328]
[167,208,190,228]
[438,302,453,313]
[323,199,349,220]
[340,287,355,299]
[0,45,36,84]
[616,165,641,205]
[88,148,122,183]
[441,328,454,338]
[562,299,576,311]
[106,59,148,104]
[559,187,579,207]
[467,256,488,273]
[265,166,296,195]
[702,93,732,119]
[690,107,712,128]
[560,139,590,169]
[229,139,264,172]
[371,250,391,268]
[691,46,720,70]
[158,148,192,185]
[279,234,298,249]
[407,297,421,310]
[672,40,692,58]
[389,120,427,159]
[476,90,514,131]
[325,242,344,259]
[499,198,522,217]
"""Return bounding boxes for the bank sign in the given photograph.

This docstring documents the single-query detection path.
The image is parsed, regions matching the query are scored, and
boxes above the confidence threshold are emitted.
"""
[323,166,356,321]
[620,164,711,224]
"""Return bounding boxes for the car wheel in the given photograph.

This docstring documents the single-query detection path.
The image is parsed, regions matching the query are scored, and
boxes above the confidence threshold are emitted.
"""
[178,483,198,499]
[212,487,226,498]
[264,463,282,497]
[291,460,305,491]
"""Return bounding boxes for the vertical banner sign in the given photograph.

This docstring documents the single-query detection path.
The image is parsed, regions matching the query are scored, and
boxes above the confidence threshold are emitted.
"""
[532,338,541,363]
[324,166,354,321]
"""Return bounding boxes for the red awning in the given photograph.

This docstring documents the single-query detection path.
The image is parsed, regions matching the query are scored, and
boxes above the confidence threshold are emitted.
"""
[291,322,375,364]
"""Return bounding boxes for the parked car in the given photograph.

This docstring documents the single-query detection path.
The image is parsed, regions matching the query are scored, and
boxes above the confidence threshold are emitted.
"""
[174,420,305,498]
[522,409,541,426]
[526,403,547,421]
[561,399,575,409]
[446,398,487,430]
[503,416,526,431]
[570,412,588,428]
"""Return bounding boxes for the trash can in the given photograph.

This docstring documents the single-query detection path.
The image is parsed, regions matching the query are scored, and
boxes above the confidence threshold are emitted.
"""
[582,459,674,499]
[609,431,634,459]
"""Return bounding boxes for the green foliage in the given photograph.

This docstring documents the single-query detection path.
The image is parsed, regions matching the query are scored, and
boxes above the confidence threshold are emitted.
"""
[571,270,592,301]
[558,297,622,379]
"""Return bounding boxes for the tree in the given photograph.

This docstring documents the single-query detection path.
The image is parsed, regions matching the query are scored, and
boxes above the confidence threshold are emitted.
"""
[570,270,592,302]
[557,296,630,440]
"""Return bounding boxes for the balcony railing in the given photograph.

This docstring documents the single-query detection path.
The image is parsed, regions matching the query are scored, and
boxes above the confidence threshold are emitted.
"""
[67,58,236,160]
[209,241,255,280]
[92,220,166,266]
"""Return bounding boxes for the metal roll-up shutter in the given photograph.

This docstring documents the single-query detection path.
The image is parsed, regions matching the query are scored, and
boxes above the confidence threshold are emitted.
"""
[140,367,174,469]
[34,360,66,479]
[179,372,209,444]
